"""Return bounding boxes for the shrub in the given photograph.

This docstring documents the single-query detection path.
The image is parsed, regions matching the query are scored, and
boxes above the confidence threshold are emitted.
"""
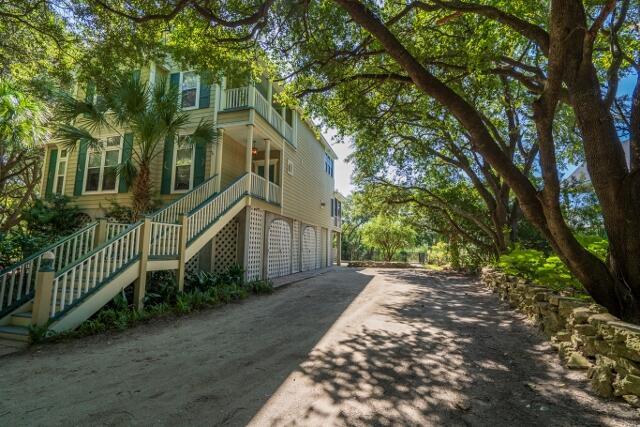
[496,236,608,295]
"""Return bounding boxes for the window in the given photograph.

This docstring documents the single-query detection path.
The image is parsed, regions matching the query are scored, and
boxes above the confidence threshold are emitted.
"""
[180,71,199,109]
[324,153,334,177]
[287,159,294,175]
[84,136,122,193]
[54,149,68,194]
[173,136,194,192]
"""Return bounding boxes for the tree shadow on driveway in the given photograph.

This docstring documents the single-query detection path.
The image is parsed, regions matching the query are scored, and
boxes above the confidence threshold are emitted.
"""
[288,269,639,426]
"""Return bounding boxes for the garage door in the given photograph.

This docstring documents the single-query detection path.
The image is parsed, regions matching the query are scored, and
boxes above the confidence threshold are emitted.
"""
[301,226,317,272]
[267,219,291,279]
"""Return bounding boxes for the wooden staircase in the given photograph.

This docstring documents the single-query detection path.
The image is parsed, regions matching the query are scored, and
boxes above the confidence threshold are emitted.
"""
[0,173,259,342]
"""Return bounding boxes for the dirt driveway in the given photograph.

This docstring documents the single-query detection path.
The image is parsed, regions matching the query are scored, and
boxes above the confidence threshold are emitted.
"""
[1,268,638,426]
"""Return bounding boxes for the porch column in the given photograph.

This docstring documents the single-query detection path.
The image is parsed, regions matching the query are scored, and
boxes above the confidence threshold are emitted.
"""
[214,128,224,192]
[264,138,271,201]
[245,124,254,193]
[337,233,342,266]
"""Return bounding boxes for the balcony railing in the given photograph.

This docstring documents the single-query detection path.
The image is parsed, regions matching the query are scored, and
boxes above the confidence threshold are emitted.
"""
[249,172,281,205]
[222,86,295,145]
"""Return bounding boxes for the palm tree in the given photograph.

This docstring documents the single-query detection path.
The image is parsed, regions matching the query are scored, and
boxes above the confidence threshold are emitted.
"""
[55,74,216,216]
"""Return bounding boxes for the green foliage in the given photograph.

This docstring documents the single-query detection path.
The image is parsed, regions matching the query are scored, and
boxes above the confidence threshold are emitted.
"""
[361,215,416,261]
[496,236,609,295]
[38,265,274,341]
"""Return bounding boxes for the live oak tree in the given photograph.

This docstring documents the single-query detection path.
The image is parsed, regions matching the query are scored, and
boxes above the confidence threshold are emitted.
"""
[25,1,640,320]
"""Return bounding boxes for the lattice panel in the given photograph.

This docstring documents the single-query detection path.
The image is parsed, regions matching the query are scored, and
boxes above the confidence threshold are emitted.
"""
[214,219,239,273]
[301,226,317,272]
[246,208,265,280]
[186,252,200,276]
[292,220,300,273]
[267,219,291,279]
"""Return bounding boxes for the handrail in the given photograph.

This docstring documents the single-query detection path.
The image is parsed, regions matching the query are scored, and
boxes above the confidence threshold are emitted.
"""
[187,173,249,242]
[54,221,141,278]
[0,222,98,314]
[151,175,218,224]
[51,221,143,317]
[0,221,97,276]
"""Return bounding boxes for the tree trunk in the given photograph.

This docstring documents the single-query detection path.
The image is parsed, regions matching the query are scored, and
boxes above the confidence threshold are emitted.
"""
[132,164,152,218]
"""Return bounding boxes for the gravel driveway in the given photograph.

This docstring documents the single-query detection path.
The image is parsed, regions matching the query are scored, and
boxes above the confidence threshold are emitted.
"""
[1,267,638,426]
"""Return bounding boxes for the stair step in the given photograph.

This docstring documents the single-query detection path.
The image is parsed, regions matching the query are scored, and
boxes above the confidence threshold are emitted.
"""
[10,311,33,327]
[0,325,30,342]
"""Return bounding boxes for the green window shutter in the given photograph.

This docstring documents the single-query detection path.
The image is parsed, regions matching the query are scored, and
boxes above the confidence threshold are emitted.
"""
[74,140,88,196]
[161,134,175,194]
[45,148,58,197]
[170,73,180,91]
[199,82,210,109]
[119,133,134,193]
[193,142,206,186]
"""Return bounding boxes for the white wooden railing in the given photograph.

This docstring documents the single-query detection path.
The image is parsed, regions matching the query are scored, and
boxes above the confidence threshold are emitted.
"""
[222,86,294,143]
[251,172,267,200]
[254,89,270,118]
[187,174,249,241]
[151,175,217,224]
[150,222,181,257]
[51,223,142,317]
[0,222,97,313]
[106,223,129,240]
[225,87,249,109]
[268,181,281,205]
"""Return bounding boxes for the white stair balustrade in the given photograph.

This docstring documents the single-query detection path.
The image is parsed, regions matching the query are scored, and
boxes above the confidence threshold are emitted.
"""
[187,174,249,242]
[106,223,130,240]
[151,175,218,224]
[50,223,142,317]
[254,90,270,119]
[0,222,97,314]
[251,173,267,200]
[149,222,181,257]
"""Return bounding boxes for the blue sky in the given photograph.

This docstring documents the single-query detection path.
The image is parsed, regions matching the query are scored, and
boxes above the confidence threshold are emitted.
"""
[325,72,638,196]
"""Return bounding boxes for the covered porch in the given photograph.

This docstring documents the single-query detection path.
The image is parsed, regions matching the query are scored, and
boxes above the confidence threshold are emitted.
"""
[214,123,284,206]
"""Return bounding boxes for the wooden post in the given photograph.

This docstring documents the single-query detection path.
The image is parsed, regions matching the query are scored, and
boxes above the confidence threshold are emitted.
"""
[264,139,271,200]
[267,80,273,121]
[245,124,254,193]
[133,216,152,310]
[219,76,227,110]
[32,251,55,327]
[337,233,342,266]
[95,218,108,248]
[176,214,189,292]
[215,129,224,192]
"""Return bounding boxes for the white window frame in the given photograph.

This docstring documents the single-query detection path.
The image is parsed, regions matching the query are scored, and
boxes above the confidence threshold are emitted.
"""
[53,148,69,195]
[171,134,196,194]
[287,159,294,176]
[179,71,200,110]
[82,136,123,195]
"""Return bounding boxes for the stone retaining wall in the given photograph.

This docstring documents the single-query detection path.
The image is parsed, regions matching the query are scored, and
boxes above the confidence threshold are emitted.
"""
[481,267,640,407]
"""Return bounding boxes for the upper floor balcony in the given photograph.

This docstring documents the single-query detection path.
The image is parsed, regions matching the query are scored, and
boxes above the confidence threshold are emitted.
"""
[221,86,295,146]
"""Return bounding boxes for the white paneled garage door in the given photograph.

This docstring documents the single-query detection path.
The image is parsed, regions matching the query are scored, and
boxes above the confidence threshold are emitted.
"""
[267,219,291,279]
[301,226,317,272]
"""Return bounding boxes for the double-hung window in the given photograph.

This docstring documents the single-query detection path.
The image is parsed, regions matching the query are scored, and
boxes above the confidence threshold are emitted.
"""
[54,148,68,194]
[84,136,122,193]
[180,72,199,109]
[324,153,334,177]
[173,136,194,192]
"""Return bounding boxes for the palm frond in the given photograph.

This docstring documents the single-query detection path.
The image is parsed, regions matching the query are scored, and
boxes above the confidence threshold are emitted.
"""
[116,156,138,186]
[106,74,149,128]
[53,90,109,132]
[151,77,181,126]
[55,124,101,151]
[187,119,217,146]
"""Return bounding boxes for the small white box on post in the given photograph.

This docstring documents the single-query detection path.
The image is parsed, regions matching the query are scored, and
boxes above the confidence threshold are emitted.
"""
[32,251,55,327]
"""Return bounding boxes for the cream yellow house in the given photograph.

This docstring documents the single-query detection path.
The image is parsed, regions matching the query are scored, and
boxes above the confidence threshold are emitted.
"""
[0,61,343,341]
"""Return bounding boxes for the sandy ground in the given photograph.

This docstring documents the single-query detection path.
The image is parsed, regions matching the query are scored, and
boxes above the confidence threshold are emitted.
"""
[1,267,639,426]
